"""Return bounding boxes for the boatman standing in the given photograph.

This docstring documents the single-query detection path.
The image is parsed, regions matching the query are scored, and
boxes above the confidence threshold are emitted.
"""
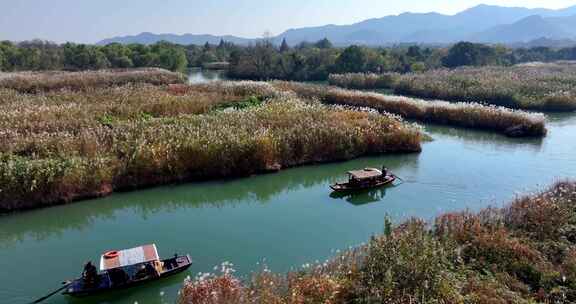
[82,261,98,287]
[382,166,389,177]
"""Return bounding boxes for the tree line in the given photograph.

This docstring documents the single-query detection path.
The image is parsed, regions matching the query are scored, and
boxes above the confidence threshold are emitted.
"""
[2,38,576,78]
[228,40,576,81]
[228,39,442,81]
[0,40,188,72]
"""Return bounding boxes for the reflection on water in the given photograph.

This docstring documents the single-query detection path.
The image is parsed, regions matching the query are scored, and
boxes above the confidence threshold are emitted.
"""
[329,187,390,206]
[0,153,419,248]
[425,122,544,152]
[187,68,227,84]
[0,113,575,304]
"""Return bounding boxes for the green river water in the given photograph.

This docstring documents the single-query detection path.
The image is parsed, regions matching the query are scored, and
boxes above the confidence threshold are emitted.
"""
[1,70,575,304]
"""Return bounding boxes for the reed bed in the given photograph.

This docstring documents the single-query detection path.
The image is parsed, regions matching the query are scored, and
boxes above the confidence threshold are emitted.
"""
[0,68,186,93]
[328,73,395,90]
[0,86,421,211]
[179,181,576,304]
[330,64,576,112]
[271,81,547,137]
[0,84,249,137]
[186,81,283,99]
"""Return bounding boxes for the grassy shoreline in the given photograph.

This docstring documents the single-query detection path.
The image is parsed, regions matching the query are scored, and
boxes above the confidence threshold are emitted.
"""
[0,83,422,212]
[272,81,547,138]
[179,181,576,303]
[329,64,576,112]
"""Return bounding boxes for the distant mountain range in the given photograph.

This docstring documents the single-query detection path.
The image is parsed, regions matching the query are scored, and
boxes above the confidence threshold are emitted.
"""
[97,4,576,47]
[97,32,253,46]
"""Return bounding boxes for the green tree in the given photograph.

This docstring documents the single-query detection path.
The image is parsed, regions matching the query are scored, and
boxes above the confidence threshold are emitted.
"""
[442,42,497,68]
[18,47,41,70]
[228,43,280,80]
[151,42,188,71]
[217,39,226,49]
[203,42,211,51]
[128,44,154,67]
[279,38,290,53]
[424,48,447,70]
[250,42,278,79]
[102,43,133,68]
[406,45,423,61]
[0,49,6,71]
[335,45,367,73]
[63,43,110,70]
[18,40,64,70]
[363,48,386,72]
[303,48,337,80]
[315,38,333,49]
[0,41,20,71]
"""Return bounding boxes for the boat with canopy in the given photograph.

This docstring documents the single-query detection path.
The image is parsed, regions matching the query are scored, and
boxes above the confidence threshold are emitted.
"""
[61,244,192,297]
[330,167,396,193]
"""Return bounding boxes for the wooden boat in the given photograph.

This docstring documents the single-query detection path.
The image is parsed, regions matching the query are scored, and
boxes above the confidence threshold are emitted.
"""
[330,168,396,193]
[62,244,192,297]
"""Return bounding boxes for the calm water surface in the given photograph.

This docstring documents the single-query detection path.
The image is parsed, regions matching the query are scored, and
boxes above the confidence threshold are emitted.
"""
[1,113,575,304]
[187,68,227,84]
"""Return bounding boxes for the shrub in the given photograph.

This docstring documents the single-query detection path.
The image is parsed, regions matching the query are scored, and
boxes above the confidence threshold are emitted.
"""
[355,219,462,303]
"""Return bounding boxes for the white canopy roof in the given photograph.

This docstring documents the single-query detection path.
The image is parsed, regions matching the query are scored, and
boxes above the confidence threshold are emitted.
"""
[99,244,159,271]
[347,168,383,180]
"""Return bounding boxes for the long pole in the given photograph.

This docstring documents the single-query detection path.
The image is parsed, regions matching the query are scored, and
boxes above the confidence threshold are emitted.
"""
[30,282,72,304]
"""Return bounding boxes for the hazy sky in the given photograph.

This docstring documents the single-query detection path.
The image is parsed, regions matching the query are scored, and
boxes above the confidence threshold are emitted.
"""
[1,0,575,43]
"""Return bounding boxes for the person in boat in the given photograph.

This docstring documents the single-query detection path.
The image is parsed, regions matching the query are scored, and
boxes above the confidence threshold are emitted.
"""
[169,253,179,269]
[382,166,389,177]
[82,261,98,288]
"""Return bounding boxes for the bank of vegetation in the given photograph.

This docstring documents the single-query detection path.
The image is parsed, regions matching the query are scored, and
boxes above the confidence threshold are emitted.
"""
[0,78,422,212]
[179,181,576,304]
[329,63,576,112]
[0,68,186,93]
[271,82,547,137]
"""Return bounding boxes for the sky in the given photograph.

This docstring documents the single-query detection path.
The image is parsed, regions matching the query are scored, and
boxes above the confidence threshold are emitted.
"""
[0,0,575,43]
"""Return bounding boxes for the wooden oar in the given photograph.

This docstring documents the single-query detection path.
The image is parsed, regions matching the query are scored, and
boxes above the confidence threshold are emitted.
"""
[391,173,405,185]
[30,281,71,304]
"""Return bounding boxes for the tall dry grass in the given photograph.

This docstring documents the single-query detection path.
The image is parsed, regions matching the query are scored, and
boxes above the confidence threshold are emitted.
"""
[0,68,186,93]
[328,73,395,90]
[0,85,421,211]
[271,81,547,137]
[394,65,576,112]
[329,64,576,112]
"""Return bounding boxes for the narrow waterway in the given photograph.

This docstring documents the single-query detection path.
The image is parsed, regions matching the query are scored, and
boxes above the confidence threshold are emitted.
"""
[0,74,575,303]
